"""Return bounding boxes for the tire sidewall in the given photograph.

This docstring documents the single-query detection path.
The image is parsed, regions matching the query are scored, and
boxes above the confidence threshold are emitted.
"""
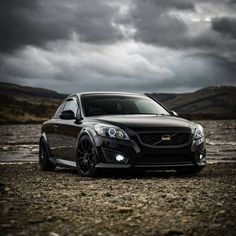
[76,135,98,177]
[39,138,55,171]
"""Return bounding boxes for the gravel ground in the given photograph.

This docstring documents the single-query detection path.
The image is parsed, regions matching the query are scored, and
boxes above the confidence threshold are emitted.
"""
[0,163,236,236]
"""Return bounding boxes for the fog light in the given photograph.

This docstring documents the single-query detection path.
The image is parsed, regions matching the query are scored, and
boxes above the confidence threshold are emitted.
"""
[199,153,203,159]
[115,154,125,162]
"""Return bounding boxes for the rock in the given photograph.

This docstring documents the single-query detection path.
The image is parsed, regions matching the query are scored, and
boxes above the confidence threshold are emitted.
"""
[215,210,226,218]
[139,196,148,203]
[10,220,16,224]
[5,187,11,192]
[136,203,143,208]
[2,146,8,151]
[2,146,13,151]
[164,229,184,236]
[80,191,87,196]
[95,218,102,224]
[47,216,53,221]
[117,206,133,213]
[161,193,167,198]
[49,232,60,236]
[104,192,113,197]
[216,202,223,207]
[31,148,39,154]
[218,210,226,215]
[125,216,132,222]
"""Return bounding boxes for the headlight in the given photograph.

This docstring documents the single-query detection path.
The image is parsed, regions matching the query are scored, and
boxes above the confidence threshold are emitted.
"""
[194,125,204,140]
[94,123,129,140]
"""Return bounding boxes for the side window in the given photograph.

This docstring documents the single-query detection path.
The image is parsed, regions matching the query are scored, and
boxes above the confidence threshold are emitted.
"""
[53,101,65,119]
[63,98,78,116]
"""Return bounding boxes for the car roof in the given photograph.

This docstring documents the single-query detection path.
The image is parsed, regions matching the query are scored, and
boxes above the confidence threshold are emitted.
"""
[76,91,145,97]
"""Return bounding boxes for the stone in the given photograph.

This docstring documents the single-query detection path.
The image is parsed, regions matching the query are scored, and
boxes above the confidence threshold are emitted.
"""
[31,148,39,154]
[49,232,60,236]
[117,206,133,213]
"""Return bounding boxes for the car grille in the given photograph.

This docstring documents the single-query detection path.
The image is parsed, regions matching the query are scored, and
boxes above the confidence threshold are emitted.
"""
[138,132,191,147]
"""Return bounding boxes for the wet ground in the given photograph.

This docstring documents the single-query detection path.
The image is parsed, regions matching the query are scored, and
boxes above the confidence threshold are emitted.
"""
[0,120,235,163]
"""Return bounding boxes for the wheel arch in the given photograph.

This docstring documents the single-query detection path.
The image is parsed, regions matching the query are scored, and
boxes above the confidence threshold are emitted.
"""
[40,132,48,143]
[39,132,54,159]
[76,128,99,157]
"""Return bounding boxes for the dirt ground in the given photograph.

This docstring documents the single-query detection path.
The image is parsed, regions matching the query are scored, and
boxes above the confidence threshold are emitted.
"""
[0,163,236,236]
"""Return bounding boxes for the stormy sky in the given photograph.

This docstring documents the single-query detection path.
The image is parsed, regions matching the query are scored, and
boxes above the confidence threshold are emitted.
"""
[0,0,236,93]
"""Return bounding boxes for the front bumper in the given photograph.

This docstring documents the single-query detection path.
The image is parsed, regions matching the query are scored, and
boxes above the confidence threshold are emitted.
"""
[93,134,206,170]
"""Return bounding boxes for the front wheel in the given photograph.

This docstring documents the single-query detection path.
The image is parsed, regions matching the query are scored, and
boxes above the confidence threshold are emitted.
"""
[176,166,204,175]
[76,135,98,177]
[39,139,56,171]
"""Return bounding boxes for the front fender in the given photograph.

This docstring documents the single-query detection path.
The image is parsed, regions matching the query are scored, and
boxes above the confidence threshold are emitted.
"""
[75,127,99,156]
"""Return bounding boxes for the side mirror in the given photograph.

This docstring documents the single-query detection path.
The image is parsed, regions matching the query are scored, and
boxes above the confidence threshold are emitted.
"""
[171,110,178,116]
[59,110,75,120]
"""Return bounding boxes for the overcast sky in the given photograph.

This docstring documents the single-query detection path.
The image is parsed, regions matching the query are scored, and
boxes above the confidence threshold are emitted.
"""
[0,0,236,93]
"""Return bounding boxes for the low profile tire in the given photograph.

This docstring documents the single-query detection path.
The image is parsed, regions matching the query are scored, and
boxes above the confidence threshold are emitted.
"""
[176,166,204,175]
[39,139,56,171]
[76,135,98,177]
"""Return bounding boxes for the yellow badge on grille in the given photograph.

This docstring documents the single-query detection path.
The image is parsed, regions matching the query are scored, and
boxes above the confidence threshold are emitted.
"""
[161,135,171,141]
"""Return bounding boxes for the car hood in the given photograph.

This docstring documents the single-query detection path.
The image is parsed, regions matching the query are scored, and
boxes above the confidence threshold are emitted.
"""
[92,115,191,131]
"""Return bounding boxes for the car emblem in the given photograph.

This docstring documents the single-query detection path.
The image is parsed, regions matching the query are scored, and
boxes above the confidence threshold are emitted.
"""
[161,135,171,142]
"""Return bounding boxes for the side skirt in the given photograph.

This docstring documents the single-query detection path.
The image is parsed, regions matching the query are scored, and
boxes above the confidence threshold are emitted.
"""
[52,158,77,169]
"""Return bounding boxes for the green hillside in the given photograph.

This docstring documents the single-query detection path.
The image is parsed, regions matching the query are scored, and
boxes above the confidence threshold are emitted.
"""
[148,86,236,119]
[0,82,67,124]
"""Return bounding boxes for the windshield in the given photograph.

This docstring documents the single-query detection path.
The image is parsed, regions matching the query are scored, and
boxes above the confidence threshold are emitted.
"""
[81,95,170,117]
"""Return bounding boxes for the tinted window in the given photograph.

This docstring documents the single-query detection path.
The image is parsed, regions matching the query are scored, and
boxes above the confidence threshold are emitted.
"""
[63,98,78,116]
[54,101,65,119]
[82,95,170,117]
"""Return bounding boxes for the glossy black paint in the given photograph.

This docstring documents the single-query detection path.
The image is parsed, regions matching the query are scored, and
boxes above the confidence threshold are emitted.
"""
[40,92,206,173]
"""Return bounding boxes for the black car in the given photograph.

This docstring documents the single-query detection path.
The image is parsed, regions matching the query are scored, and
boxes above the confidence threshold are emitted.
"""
[39,92,206,176]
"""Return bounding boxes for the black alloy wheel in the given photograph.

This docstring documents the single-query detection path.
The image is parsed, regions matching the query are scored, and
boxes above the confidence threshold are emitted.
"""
[39,139,55,171]
[76,136,98,177]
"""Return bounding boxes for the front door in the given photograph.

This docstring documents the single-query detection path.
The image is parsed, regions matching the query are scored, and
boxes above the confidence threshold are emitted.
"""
[53,97,82,162]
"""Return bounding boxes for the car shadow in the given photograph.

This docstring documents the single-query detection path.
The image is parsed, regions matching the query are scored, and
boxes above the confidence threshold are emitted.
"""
[53,167,206,180]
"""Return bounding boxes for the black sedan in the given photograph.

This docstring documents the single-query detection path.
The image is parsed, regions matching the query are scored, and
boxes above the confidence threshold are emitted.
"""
[39,92,206,176]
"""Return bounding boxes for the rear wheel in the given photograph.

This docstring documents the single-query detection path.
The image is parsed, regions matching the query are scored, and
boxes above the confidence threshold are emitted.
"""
[76,136,98,177]
[176,166,204,175]
[39,139,56,171]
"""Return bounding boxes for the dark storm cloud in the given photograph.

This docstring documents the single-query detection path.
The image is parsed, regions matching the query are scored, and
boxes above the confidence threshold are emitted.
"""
[138,0,195,11]
[130,0,236,52]
[212,17,236,39]
[0,0,235,93]
[130,0,192,46]
[0,0,123,52]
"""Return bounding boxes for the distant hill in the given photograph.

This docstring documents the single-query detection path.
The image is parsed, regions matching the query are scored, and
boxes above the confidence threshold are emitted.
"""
[0,82,235,124]
[0,82,67,124]
[148,86,236,119]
